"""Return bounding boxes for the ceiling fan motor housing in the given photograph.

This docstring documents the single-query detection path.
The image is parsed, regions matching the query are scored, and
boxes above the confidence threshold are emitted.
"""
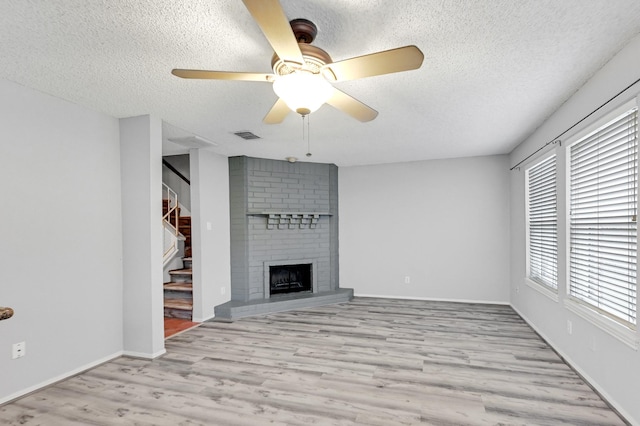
[271,43,332,77]
[290,18,317,43]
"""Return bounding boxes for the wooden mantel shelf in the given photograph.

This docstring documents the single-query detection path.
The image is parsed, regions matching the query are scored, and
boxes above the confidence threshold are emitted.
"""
[0,307,14,321]
[247,211,332,216]
[247,211,332,230]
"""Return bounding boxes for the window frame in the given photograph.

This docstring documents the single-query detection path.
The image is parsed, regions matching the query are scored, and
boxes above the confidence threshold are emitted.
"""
[525,151,559,301]
[565,97,639,348]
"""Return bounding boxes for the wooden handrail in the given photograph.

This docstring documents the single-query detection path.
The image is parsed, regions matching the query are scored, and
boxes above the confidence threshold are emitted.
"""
[0,306,14,321]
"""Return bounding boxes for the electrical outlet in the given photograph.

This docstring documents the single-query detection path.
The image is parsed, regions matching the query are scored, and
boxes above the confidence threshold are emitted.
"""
[404,276,410,284]
[12,342,26,359]
[567,320,572,335]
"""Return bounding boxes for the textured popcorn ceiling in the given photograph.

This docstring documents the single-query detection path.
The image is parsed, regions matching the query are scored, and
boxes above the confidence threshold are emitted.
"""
[1,1,640,166]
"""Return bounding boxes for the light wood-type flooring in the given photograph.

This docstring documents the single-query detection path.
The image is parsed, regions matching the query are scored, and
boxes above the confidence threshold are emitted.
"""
[1,298,627,425]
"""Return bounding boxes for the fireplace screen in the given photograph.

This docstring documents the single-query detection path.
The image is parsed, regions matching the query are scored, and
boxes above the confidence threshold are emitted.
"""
[269,264,312,295]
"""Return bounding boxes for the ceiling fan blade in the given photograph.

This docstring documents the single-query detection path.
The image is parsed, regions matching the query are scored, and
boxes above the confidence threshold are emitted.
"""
[172,69,274,82]
[326,88,378,122]
[263,98,290,124]
[322,45,424,82]
[242,0,304,65]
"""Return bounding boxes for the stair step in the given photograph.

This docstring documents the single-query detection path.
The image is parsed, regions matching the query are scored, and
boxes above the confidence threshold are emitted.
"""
[168,268,192,283]
[164,298,192,311]
[164,282,193,292]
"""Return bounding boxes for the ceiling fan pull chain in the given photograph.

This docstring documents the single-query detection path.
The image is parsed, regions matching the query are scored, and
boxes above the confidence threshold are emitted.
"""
[306,114,312,157]
[301,114,307,145]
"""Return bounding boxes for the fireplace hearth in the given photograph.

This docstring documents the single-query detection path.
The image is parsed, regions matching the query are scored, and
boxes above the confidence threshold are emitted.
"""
[270,264,312,296]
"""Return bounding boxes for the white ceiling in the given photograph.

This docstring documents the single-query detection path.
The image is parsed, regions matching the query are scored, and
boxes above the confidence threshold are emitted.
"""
[1,1,639,166]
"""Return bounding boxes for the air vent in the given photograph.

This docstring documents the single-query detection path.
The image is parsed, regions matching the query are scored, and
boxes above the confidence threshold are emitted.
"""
[234,131,261,140]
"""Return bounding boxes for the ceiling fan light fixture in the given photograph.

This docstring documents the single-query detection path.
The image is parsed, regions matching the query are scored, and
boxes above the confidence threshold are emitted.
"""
[172,2,423,124]
[272,71,332,115]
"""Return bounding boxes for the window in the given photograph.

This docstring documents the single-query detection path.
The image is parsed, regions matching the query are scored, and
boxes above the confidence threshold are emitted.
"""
[527,154,558,290]
[569,104,638,328]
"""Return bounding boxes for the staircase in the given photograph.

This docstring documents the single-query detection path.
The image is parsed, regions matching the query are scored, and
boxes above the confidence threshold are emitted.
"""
[164,257,193,320]
[162,199,192,257]
[179,216,192,258]
[163,199,193,320]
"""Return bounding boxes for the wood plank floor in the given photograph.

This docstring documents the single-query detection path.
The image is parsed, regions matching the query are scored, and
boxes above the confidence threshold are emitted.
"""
[0,298,627,425]
[164,317,200,338]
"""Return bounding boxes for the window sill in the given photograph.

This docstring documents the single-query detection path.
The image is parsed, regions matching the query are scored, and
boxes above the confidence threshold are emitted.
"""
[525,278,559,303]
[564,299,639,350]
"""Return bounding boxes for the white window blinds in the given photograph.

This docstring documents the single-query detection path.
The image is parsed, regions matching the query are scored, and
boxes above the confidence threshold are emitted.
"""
[528,155,558,289]
[569,106,638,328]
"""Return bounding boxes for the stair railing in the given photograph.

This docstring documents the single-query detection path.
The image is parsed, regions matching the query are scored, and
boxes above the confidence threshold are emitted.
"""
[163,183,180,265]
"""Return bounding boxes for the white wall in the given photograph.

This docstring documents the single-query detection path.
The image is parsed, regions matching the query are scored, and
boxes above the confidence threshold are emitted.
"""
[120,115,165,358]
[190,149,231,321]
[0,79,123,403]
[339,155,510,303]
[509,34,640,424]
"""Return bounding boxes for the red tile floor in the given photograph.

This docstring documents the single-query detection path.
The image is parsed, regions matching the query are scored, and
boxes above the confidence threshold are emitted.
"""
[164,317,200,338]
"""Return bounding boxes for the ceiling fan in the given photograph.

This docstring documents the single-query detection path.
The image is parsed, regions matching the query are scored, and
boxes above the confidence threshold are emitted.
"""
[172,0,424,124]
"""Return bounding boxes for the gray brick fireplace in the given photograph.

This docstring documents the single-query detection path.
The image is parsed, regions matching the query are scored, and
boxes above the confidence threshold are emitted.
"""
[214,156,352,320]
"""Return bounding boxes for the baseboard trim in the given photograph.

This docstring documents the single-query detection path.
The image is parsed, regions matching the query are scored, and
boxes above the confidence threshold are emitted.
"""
[192,312,216,323]
[0,350,123,406]
[122,348,166,360]
[511,305,635,426]
[354,293,509,306]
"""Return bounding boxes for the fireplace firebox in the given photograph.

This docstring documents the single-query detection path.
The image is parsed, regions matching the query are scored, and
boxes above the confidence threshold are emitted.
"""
[269,264,312,296]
